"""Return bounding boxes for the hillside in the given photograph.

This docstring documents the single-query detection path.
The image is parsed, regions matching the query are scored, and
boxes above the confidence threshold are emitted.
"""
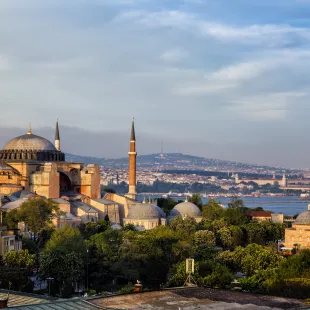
[65,153,295,173]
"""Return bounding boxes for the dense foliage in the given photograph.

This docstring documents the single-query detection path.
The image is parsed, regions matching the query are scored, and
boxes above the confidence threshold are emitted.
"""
[3,196,309,300]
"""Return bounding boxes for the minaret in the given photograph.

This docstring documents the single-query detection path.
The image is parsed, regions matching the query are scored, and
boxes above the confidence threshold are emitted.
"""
[127,117,137,200]
[55,119,60,151]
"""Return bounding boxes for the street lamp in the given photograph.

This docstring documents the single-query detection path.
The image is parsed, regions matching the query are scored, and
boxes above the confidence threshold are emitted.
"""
[86,248,89,293]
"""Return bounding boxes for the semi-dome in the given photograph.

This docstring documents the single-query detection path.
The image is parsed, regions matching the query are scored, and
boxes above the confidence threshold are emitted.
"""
[294,210,310,225]
[170,201,202,218]
[3,133,56,151]
[127,203,164,220]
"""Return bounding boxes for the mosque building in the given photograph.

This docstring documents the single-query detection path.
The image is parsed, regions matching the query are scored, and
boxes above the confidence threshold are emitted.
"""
[284,204,310,250]
[0,118,202,236]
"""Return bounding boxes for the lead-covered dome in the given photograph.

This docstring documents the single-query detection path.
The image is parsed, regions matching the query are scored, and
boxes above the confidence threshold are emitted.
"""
[170,201,202,218]
[3,134,56,151]
[294,210,310,225]
[0,127,65,162]
[127,203,165,220]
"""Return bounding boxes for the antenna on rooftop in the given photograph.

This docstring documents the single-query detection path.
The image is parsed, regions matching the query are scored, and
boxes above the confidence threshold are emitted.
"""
[161,140,163,154]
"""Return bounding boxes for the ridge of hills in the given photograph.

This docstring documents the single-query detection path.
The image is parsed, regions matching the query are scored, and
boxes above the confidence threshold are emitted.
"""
[65,152,294,173]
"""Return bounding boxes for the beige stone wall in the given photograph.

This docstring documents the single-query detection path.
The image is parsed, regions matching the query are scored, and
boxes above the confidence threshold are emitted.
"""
[252,216,271,222]
[285,224,310,249]
[30,163,59,198]
[104,193,136,220]
[73,207,98,223]
[8,161,39,189]
[271,214,284,223]
[0,185,23,195]
[123,218,165,230]
[51,217,81,229]
[0,173,21,185]
[3,160,100,200]
[80,165,100,199]
[89,199,120,223]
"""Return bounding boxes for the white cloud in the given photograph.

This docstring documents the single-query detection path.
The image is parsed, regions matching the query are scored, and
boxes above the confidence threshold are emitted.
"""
[160,48,188,63]
[116,10,310,46]
[227,92,307,120]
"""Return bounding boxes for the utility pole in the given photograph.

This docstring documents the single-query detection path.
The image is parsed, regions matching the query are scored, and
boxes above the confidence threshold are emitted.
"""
[86,248,89,292]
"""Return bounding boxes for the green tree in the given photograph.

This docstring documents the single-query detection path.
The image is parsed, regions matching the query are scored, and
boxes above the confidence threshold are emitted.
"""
[169,216,197,236]
[189,194,203,209]
[200,260,233,287]
[217,227,232,248]
[123,223,137,231]
[157,198,177,214]
[228,197,248,212]
[229,225,244,248]
[119,226,178,287]
[4,209,19,229]
[210,218,227,232]
[223,207,249,226]
[218,244,282,276]
[40,225,86,297]
[4,249,35,269]
[81,220,110,239]
[242,223,265,245]
[194,230,216,246]
[6,198,60,241]
[167,260,200,287]
[202,199,224,220]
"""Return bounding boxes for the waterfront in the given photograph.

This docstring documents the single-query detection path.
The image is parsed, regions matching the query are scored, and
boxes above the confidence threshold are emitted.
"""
[138,195,310,216]
[213,197,310,216]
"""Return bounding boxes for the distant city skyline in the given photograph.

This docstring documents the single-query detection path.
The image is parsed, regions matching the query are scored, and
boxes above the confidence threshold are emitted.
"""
[1,1,310,167]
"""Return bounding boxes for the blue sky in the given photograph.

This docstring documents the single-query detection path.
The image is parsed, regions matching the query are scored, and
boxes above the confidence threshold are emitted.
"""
[1,0,310,167]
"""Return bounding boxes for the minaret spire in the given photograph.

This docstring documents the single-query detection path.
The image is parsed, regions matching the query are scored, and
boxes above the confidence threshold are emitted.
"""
[55,119,60,151]
[130,116,135,141]
[126,117,137,200]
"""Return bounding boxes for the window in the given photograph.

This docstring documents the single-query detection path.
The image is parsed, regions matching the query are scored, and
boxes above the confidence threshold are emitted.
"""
[10,240,14,246]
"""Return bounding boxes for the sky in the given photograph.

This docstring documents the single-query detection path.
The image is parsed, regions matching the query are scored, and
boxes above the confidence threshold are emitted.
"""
[1,0,310,168]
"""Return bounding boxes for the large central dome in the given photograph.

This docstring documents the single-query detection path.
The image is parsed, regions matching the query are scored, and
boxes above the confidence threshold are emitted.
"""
[3,133,56,151]
[0,127,65,162]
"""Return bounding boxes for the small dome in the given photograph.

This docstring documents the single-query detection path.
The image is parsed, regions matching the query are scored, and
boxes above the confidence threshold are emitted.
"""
[3,133,56,151]
[127,203,164,220]
[294,211,310,225]
[170,201,202,218]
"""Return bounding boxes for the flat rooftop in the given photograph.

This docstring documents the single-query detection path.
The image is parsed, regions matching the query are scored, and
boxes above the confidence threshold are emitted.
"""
[3,287,306,309]
[89,287,305,310]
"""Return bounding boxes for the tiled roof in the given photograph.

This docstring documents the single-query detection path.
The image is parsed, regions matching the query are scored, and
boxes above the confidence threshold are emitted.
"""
[70,201,98,213]
[248,211,272,217]
[2,199,27,211]
[8,299,102,309]
[0,290,51,308]
[92,198,120,205]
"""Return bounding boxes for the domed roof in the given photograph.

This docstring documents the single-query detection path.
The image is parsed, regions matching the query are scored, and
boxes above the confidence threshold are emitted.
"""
[170,201,202,218]
[294,210,310,225]
[127,203,165,220]
[3,133,56,151]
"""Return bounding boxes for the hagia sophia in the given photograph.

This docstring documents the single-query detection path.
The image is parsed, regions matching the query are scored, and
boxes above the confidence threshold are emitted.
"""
[0,119,202,240]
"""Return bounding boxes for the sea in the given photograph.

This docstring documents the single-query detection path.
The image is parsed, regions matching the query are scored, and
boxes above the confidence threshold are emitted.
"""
[137,195,310,216]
